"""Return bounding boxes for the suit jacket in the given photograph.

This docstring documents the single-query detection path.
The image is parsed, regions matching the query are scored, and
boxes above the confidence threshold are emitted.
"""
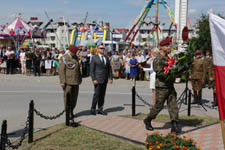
[58,53,82,85]
[90,55,113,84]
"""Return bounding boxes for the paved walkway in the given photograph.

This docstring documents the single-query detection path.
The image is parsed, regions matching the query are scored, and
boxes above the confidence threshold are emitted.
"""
[79,115,224,150]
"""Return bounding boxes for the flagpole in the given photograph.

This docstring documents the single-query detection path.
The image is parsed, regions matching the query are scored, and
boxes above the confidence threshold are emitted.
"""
[220,121,225,150]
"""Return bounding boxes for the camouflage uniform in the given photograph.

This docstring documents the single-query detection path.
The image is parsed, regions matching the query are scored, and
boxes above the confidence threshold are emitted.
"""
[190,57,206,103]
[208,57,217,106]
[147,54,179,122]
[58,53,82,117]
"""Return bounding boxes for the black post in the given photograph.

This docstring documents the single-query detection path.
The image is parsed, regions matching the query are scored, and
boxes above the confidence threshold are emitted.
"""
[132,86,136,116]
[28,100,34,143]
[184,80,188,104]
[65,95,70,126]
[0,120,7,150]
[188,90,192,116]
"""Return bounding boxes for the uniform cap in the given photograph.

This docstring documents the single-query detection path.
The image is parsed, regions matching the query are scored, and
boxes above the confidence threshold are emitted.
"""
[195,50,202,54]
[160,39,170,46]
[68,46,79,53]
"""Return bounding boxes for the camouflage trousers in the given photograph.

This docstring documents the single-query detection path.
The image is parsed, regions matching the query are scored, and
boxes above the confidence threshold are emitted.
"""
[64,84,79,114]
[148,87,179,121]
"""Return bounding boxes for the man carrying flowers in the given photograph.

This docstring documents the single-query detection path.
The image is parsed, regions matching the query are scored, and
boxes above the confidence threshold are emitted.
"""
[143,38,179,134]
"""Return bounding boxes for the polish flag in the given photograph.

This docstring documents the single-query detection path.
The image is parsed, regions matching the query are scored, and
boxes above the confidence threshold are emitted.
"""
[209,12,225,120]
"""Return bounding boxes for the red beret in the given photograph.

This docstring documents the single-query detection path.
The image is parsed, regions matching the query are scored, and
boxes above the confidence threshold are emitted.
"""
[195,50,202,54]
[68,46,78,52]
[160,39,170,46]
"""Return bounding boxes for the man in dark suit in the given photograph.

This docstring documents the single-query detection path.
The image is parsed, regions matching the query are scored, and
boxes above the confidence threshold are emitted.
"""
[90,44,113,115]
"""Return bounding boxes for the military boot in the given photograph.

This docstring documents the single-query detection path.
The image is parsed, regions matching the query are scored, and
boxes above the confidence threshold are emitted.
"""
[198,90,202,104]
[143,117,154,131]
[191,91,198,104]
[212,92,218,107]
[171,121,180,134]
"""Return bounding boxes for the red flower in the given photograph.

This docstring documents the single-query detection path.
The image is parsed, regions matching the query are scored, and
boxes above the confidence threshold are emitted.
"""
[164,58,175,74]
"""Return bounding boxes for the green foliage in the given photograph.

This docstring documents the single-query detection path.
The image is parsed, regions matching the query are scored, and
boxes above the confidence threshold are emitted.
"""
[145,132,200,150]
[166,48,195,81]
[189,13,225,54]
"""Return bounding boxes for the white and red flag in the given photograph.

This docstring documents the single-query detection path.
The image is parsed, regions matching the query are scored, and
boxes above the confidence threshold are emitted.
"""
[209,12,225,121]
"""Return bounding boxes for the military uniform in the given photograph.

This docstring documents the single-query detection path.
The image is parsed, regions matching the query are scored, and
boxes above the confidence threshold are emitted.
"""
[143,38,179,133]
[147,54,179,121]
[190,56,206,103]
[208,57,217,106]
[204,55,212,86]
[58,52,82,118]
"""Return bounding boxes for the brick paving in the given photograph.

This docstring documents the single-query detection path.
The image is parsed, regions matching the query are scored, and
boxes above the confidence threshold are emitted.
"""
[79,115,224,150]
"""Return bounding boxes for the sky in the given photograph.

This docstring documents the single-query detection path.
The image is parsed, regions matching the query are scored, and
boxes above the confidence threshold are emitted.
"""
[0,0,225,28]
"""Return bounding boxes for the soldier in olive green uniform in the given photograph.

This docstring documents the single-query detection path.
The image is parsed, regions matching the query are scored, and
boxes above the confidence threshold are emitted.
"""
[58,46,82,121]
[204,50,212,87]
[144,39,179,133]
[189,51,206,104]
[208,57,217,107]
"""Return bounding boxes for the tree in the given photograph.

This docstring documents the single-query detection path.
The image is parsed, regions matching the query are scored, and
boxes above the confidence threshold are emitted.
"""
[188,13,224,54]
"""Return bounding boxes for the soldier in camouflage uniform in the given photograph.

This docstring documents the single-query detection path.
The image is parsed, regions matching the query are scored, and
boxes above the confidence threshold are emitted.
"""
[144,39,179,133]
[208,57,217,107]
[58,46,82,122]
[189,50,206,104]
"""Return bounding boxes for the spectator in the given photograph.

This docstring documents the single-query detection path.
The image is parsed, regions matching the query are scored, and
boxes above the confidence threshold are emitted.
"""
[52,49,60,76]
[25,48,33,76]
[19,48,26,74]
[0,46,7,74]
[80,47,88,77]
[129,53,138,80]
[111,51,120,78]
[33,48,42,76]
[124,53,131,80]
[6,46,15,74]
[136,51,145,80]
[147,48,159,105]
[45,49,52,76]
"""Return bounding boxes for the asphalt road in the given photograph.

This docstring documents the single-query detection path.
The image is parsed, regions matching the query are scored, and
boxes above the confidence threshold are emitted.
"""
[0,74,219,136]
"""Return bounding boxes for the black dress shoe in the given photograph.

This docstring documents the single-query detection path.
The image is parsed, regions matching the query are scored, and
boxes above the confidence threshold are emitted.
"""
[143,118,154,131]
[97,110,107,115]
[90,109,96,115]
[171,121,180,134]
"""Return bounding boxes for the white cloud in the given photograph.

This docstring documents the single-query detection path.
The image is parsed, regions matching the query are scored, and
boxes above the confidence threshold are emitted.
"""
[189,9,198,15]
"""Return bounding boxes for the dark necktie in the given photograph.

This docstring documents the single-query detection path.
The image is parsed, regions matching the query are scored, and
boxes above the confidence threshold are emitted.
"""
[101,55,105,65]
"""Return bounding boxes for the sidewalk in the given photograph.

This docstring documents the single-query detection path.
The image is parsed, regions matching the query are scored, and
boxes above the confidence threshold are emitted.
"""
[78,115,224,150]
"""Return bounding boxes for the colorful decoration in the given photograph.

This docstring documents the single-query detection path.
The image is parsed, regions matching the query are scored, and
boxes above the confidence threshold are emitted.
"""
[0,16,45,50]
[125,0,176,45]
[70,26,79,46]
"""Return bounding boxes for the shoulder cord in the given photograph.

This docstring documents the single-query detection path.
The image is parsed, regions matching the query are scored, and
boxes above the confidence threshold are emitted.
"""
[62,56,76,69]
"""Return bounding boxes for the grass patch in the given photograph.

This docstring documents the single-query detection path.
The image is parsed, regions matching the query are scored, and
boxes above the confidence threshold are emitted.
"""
[122,113,219,127]
[17,124,144,150]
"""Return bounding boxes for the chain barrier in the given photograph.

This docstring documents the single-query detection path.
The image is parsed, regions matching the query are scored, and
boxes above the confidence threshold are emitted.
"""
[34,109,65,120]
[4,113,29,149]
[135,91,152,108]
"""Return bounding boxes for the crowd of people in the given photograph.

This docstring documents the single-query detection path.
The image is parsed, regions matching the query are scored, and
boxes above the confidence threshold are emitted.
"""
[0,44,156,81]
[0,45,65,76]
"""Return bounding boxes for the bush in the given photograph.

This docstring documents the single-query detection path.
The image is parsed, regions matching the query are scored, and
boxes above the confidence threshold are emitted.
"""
[145,132,201,150]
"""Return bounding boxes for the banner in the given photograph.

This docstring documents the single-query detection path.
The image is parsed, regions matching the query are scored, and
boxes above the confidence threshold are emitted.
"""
[209,12,225,120]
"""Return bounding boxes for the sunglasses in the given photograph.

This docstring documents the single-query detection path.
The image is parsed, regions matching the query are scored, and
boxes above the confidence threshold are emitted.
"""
[99,47,105,50]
